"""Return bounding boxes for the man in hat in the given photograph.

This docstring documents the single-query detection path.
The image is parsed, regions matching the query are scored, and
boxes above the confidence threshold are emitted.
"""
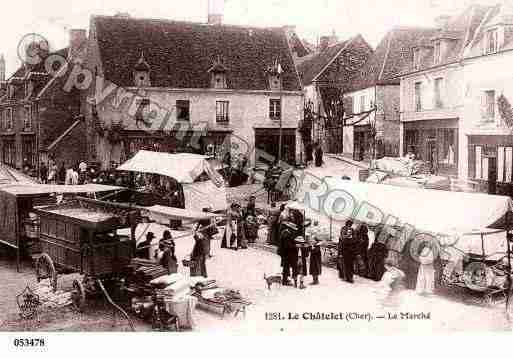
[136,232,155,260]
[158,230,177,274]
[279,227,295,286]
[340,220,356,283]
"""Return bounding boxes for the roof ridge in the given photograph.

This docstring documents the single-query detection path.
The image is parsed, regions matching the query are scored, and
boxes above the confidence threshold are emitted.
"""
[92,14,284,32]
[311,35,357,83]
[377,31,393,82]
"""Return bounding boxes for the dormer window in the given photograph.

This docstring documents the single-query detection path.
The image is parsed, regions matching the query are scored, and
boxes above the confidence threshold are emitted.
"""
[433,40,441,64]
[133,52,151,87]
[486,29,498,54]
[267,60,283,91]
[208,57,228,89]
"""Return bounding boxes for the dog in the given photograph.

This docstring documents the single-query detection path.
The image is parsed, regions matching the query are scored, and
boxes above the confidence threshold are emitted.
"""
[264,274,282,290]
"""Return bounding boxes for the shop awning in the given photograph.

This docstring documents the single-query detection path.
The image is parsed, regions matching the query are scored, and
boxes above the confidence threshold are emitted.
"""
[117,150,224,185]
[184,180,228,212]
[142,205,217,223]
[0,183,123,197]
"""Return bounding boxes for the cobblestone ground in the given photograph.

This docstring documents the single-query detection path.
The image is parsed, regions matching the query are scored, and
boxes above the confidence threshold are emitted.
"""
[0,223,511,332]
[0,158,510,332]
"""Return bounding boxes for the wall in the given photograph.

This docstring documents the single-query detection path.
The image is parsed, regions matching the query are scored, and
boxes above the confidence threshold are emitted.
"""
[461,50,513,179]
[400,64,464,175]
[400,64,463,120]
[89,87,303,168]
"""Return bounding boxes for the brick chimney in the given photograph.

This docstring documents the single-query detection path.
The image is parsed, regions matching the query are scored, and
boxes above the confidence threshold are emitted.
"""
[208,0,224,25]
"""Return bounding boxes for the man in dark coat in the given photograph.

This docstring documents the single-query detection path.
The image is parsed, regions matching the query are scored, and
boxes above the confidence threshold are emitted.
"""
[314,143,324,167]
[309,239,322,285]
[279,227,295,286]
[305,142,313,166]
[357,224,370,277]
[40,162,48,184]
[340,220,356,283]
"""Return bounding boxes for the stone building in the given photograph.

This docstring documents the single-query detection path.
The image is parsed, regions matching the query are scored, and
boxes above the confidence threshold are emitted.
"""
[0,30,88,172]
[296,34,373,154]
[82,13,304,168]
[345,27,436,161]
[399,2,513,192]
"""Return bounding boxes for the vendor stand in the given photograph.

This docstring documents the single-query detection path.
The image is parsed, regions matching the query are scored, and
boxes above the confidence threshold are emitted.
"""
[289,177,513,311]
[0,183,122,272]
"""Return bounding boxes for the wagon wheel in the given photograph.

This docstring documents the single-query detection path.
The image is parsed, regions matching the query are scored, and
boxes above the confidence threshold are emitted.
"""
[72,279,86,312]
[284,175,298,199]
[36,253,57,293]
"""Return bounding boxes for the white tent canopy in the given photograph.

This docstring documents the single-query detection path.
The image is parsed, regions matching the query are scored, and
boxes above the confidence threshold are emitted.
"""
[294,177,513,236]
[116,150,216,184]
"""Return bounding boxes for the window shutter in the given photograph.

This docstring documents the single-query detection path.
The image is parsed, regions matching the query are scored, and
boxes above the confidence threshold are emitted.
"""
[506,147,513,183]
[498,146,504,182]
[475,145,482,179]
[480,92,487,118]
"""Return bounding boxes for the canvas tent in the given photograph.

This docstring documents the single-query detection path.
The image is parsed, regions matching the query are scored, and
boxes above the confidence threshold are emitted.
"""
[291,177,513,254]
[117,150,227,213]
[117,150,223,185]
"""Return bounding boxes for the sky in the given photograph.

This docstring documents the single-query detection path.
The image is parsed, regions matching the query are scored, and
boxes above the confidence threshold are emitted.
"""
[0,0,496,76]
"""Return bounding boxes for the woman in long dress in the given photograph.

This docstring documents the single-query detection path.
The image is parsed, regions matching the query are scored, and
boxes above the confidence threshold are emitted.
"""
[415,242,435,295]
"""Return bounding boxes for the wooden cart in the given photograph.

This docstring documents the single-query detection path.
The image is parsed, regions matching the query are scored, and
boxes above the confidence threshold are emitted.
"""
[34,198,140,311]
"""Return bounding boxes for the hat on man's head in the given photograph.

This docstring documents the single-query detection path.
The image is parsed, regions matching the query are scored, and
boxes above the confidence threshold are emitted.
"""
[146,232,155,240]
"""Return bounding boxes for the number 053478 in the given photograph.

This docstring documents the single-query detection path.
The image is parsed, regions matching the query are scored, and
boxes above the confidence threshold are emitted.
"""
[13,338,45,347]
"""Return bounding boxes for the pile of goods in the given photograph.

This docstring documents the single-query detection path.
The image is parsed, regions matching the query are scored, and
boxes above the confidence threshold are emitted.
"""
[127,267,197,331]
[128,258,169,285]
[33,279,73,309]
[191,278,251,318]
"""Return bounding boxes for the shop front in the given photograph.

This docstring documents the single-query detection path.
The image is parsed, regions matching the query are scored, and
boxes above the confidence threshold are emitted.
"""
[403,119,458,176]
[353,124,372,161]
[254,128,297,166]
[121,129,232,164]
[467,135,513,196]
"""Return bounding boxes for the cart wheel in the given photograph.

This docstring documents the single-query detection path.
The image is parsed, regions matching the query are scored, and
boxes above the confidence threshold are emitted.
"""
[36,253,57,293]
[72,279,86,312]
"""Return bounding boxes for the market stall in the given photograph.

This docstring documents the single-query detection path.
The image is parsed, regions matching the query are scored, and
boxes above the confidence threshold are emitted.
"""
[0,183,122,272]
[290,178,513,306]
[116,150,227,213]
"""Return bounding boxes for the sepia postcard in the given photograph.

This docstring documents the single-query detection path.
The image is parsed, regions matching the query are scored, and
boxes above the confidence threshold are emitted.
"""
[0,1,513,350]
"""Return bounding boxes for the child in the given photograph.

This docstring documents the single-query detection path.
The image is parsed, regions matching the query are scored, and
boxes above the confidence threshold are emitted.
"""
[415,243,435,295]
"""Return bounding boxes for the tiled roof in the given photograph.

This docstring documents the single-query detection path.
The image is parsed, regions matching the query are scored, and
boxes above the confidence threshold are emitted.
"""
[399,4,492,76]
[296,39,350,86]
[465,3,513,57]
[348,27,437,92]
[92,15,302,91]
